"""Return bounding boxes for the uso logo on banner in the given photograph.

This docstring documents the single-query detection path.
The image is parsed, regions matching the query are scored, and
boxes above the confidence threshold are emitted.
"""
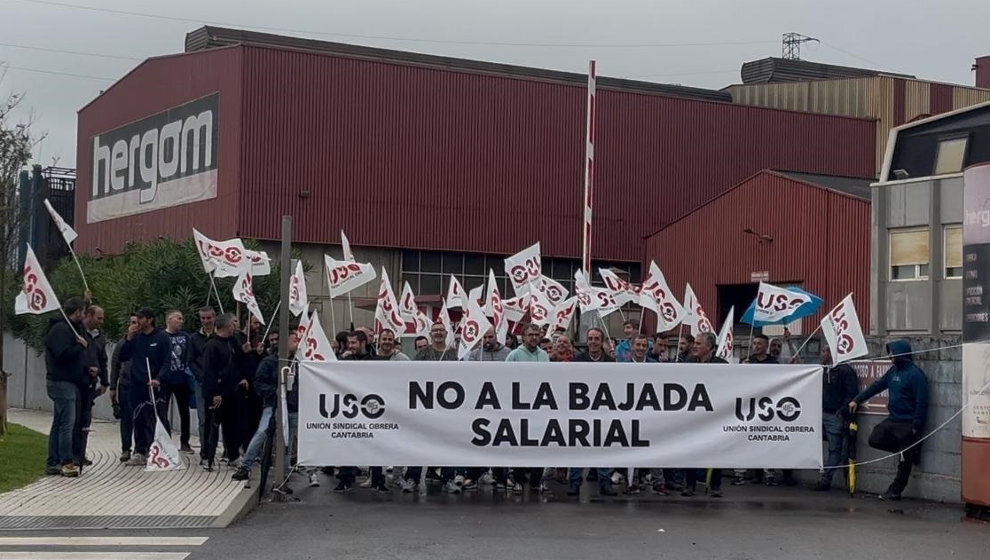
[829,304,857,356]
[329,262,364,287]
[379,288,404,328]
[22,264,48,312]
[198,239,243,269]
[510,257,540,287]
[461,318,482,346]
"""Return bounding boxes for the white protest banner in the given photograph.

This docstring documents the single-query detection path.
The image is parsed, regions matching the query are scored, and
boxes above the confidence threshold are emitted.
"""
[193,229,248,278]
[639,261,685,332]
[504,242,541,296]
[716,306,735,361]
[684,283,714,337]
[43,198,77,245]
[502,294,531,324]
[324,255,377,298]
[821,294,868,365]
[598,268,638,306]
[340,230,355,262]
[233,270,265,324]
[536,276,569,307]
[549,297,578,334]
[298,361,823,468]
[15,245,60,316]
[374,269,406,335]
[458,292,493,360]
[301,310,337,362]
[289,260,308,317]
[753,282,812,324]
[439,299,456,347]
[484,270,508,343]
[446,275,466,309]
[246,249,271,277]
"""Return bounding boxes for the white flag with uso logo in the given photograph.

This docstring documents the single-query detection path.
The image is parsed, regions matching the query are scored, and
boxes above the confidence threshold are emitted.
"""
[324,255,377,298]
[458,291,493,360]
[15,245,60,316]
[821,293,868,365]
[289,260,308,317]
[193,229,249,278]
[297,361,823,468]
[504,242,541,296]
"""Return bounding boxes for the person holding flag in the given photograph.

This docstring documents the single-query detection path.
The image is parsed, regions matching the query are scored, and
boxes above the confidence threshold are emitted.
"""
[742,334,778,364]
[43,297,89,478]
[815,343,859,492]
[119,308,172,467]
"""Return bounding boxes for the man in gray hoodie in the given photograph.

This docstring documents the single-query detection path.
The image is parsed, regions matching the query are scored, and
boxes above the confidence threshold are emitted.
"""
[467,329,511,361]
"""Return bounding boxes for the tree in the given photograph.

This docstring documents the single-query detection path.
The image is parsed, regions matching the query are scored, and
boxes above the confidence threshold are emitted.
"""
[0,79,41,436]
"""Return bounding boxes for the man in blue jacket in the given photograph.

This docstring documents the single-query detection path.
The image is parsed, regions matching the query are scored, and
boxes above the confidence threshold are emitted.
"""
[120,308,172,467]
[162,311,196,454]
[849,339,929,500]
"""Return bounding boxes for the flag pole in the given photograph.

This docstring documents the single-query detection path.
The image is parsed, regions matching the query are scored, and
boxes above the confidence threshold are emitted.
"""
[66,244,89,294]
[261,301,281,344]
[208,272,224,314]
[674,322,686,362]
[746,322,755,361]
[329,296,337,338]
[58,306,82,339]
[790,323,822,363]
[346,292,355,330]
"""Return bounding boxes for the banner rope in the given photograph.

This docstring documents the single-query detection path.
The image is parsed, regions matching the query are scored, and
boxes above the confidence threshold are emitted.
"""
[820,374,990,471]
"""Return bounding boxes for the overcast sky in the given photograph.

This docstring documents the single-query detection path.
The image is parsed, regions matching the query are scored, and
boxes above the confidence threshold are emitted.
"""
[1,0,988,168]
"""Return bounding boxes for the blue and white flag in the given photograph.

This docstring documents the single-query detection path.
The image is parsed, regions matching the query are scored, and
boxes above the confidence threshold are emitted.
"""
[741,283,822,326]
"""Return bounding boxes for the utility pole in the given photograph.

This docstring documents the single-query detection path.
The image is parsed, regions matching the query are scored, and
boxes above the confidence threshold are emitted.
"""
[782,33,819,61]
[273,215,292,494]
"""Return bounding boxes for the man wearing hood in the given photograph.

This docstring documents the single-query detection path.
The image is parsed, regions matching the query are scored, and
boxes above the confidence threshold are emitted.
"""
[849,339,929,500]
[44,297,88,477]
[468,328,510,361]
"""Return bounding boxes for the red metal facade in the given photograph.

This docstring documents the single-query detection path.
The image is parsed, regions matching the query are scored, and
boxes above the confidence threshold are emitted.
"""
[77,44,876,262]
[930,83,954,115]
[976,56,990,90]
[75,47,244,254]
[643,171,871,332]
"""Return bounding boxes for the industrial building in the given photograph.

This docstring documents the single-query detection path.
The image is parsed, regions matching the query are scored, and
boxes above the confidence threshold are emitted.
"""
[74,26,880,330]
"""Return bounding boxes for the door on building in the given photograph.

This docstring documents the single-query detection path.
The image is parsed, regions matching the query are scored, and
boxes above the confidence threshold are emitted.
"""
[716,283,758,328]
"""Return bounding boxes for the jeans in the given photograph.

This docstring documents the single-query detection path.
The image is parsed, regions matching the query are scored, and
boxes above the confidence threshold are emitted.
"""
[72,384,94,461]
[46,380,79,467]
[821,413,846,485]
[568,468,613,493]
[118,387,135,452]
[240,406,274,470]
[164,382,192,446]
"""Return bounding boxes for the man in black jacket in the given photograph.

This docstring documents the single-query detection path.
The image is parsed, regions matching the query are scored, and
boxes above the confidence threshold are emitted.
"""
[684,332,727,497]
[190,306,216,463]
[233,331,299,481]
[110,314,137,462]
[815,344,859,491]
[200,313,246,468]
[120,308,172,467]
[44,297,88,477]
[75,305,109,467]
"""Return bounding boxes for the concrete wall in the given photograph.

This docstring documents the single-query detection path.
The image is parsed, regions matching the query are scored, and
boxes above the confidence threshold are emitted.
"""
[871,175,964,335]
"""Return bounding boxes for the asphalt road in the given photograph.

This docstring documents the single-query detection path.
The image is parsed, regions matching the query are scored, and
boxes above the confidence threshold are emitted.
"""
[1,474,986,560]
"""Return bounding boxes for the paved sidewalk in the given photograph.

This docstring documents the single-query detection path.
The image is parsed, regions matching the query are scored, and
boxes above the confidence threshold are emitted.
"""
[0,409,254,530]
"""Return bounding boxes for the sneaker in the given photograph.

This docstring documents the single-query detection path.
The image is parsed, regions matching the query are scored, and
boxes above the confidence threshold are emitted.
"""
[624,484,642,495]
[78,457,93,466]
[479,472,495,485]
[710,489,723,498]
[309,472,321,487]
[731,477,746,486]
[124,453,146,467]
[180,444,194,454]
[512,482,524,494]
[60,464,80,477]
[652,483,670,496]
[453,474,466,486]
[539,483,551,494]
[765,479,780,487]
[374,484,390,494]
[813,481,831,492]
[681,488,696,497]
[444,481,462,494]
[359,478,373,488]
[401,479,419,493]
[332,482,352,493]
[494,482,507,492]
[879,491,902,501]
[44,465,62,476]
[611,472,625,485]
[463,479,479,491]
[231,468,250,481]
[119,451,131,463]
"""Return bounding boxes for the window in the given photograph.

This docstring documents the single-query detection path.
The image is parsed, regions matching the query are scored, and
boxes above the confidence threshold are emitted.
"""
[944,224,962,279]
[934,137,968,175]
[889,228,930,281]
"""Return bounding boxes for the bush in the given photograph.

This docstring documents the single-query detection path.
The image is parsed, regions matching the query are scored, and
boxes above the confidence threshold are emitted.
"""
[4,238,304,349]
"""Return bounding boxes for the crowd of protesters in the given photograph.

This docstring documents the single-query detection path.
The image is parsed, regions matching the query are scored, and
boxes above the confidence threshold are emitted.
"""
[44,302,928,503]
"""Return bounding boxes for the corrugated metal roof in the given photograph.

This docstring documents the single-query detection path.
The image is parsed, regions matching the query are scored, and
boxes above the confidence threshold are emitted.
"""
[185,26,732,103]
[774,171,873,200]
[740,57,915,85]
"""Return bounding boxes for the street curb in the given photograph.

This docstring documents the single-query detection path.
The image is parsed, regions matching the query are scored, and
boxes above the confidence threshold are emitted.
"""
[212,478,261,528]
